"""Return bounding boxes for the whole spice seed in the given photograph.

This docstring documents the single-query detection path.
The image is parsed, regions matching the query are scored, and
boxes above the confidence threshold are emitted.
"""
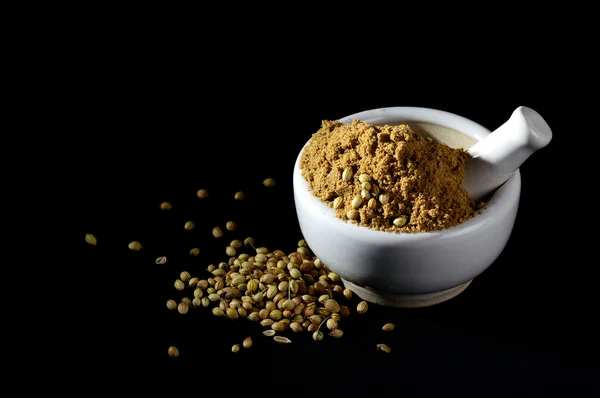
[128,241,142,251]
[174,280,185,291]
[382,323,396,332]
[329,329,344,338]
[367,198,377,210]
[212,307,225,317]
[312,331,323,341]
[180,271,191,282]
[333,196,344,210]
[393,216,408,227]
[159,201,172,210]
[177,302,189,315]
[347,210,359,220]
[192,297,202,307]
[156,256,167,265]
[342,167,353,182]
[377,343,391,353]
[85,233,97,246]
[225,246,236,256]
[351,195,362,209]
[168,346,179,358]
[226,221,236,231]
[190,248,200,256]
[243,337,253,348]
[184,221,195,231]
[181,298,192,307]
[197,189,209,199]
[212,227,224,238]
[262,330,276,337]
[263,177,276,187]
[231,344,240,353]
[244,237,255,247]
[357,301,368,314]
[234,191,245,201]
[343,288,353,300]
[188,277,199,287]
[273,336,292,344]
[326,318,338,330]
[166,300,177,310]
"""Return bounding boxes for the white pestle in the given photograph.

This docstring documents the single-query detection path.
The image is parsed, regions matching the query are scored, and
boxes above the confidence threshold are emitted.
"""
[463,106,552,202]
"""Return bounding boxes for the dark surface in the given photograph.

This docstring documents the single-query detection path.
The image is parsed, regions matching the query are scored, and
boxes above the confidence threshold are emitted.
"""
[77,66,598,393]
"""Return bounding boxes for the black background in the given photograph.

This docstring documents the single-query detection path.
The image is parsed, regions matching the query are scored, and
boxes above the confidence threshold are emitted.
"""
[74,36,598,394]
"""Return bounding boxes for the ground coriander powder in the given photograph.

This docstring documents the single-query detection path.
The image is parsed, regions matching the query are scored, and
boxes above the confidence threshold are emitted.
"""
[299,120,481,233]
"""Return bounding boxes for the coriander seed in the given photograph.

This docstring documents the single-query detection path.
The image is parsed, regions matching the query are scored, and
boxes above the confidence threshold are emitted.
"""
[342,167,353,182]
[361,189,371,200]
[177,302,189,315]
[197,189,209,199]
[155,256,167,265]
[312,331,323,341]
[184,221,195,231]
[174,279,185,291]
[358,173,370,183]
[189,247,200,256]
[377,343,391,353]
[225,221,236,231]
[329,329,344,338]
[128,241,142,251]
[333,196,344,210]
[382,323,396,332]
[357,301,368,314]
[231,344,240,353]
[212,307,224,317]
[180,271,191,282]
[234,191,245,201]
[85,233,97,246]
[343,288,353,300]
[230,239,242,249]
[225,246,236,256]
[263,177,276,187]
[368,198,377,209]
[168,346,179,358]
[393,216,408,227]
[160,201,172,210]
[262,330,276,337]
[244,237,255,247]
[243,337,253,348]
[379,193,390,205]
[370,184,380,196]
[212,226,224,238]
[166,299,177,310]
[347,210,359,220]
[351,195,362,209]
[273,336,292,344]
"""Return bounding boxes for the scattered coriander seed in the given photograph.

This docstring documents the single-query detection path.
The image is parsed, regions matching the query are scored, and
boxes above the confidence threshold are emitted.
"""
[230,239,242,249]
[370,184,380,196]
[196,189,209,199]
[342,167,353,182]
[340,305,351,317]
[181,297,192,307]
[243,337,253,348]
[180,271,191,282]
[225,221,236,231]
[174,279,185,291]
[324,299,340,313]
[201,297,210,307]
[192,297,202,307]
[329,329,344,338]
[128,241,142,251]
[155,256,167,265]
[85,233,97,246]
[189,247,200,256]
[273,336,292,344]
[168,346,179,358]
[343,288,353,300]
[226,307,239,319]
[393,216,408,227]
[382,323,396,332]
[177,302,189,315]
[212,307,225,317]
[189,277,199,288]
[263,177,276,187]
[231,344,240,353]
[357,301,368,314]
[379,193,390,205]
[225,246,236,256]
[207,264,216,272]
[377,343,391,353]
[193,288,203,299]
[160,201,172,210]
[361,189,371,200]
[326,318,338,330]
[184,221,195,231]
[333,196,344,210]
[358,173,371,183]
[234,191,245,201]
[166,299,177,310]
[262,330,276,337]
[312,331,323,341]
[290,268,302,279]
[361,181,372,191]
[347,210,359,220]
[212,227,224,238]
[367,198,377,209]
[351,195,362,209]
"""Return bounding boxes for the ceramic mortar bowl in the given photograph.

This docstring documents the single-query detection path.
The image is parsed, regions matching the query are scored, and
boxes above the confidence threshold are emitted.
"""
[292,107,520,308]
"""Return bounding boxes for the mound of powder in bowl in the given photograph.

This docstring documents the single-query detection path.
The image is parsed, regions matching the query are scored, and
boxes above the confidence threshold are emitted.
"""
[299,119,483,233]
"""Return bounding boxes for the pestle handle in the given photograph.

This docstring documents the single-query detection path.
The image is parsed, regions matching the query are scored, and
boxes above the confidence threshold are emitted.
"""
[464,106,552,202]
